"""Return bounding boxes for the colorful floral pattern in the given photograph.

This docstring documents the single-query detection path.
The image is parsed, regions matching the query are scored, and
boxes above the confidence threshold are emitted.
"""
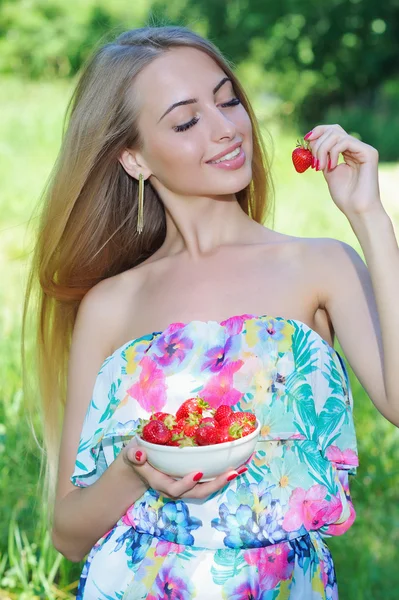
[71,313,359,599]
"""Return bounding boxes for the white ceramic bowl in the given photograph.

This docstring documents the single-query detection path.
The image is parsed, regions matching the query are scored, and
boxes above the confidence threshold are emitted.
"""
[135,420,260,482]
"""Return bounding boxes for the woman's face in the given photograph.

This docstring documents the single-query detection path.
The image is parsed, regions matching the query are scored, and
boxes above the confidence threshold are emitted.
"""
[131,46,253,197]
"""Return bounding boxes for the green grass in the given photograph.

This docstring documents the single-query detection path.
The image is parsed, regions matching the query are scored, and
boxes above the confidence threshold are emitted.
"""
[1,75,398,598]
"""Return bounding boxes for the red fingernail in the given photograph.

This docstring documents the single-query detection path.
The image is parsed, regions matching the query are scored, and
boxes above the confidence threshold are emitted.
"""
[316,159,320,171]
[237,467,248,475]
[193,472,203,482]
[328,158,331,170]
[135,451,142,461]
[304,130,313,140]
[227,473,238,481]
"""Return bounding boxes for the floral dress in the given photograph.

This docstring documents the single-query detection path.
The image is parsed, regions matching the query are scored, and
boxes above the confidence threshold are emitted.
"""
[71,313,359,600]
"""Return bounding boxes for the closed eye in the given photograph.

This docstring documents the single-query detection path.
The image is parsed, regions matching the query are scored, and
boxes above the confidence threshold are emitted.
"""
[173,98,241,133]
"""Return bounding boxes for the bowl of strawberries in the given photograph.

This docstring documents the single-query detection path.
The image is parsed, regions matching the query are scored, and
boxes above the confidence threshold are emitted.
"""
[135,397,260,481]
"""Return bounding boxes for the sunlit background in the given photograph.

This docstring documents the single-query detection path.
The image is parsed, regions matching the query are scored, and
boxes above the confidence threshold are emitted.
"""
[1,1,398,598]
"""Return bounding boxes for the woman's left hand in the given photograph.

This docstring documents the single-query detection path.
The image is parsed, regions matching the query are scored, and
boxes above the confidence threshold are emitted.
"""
[305,124,382,218]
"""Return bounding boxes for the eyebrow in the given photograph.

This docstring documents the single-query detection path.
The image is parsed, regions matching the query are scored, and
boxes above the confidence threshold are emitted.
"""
[157,76,233,123]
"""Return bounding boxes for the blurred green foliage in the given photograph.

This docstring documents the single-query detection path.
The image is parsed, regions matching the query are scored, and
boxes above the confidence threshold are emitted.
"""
[0,0,142,78]
[0,0,399,158]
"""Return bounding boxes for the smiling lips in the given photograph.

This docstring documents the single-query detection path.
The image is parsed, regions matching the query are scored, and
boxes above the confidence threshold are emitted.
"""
[206,144,246,170]
[206,141,242,163]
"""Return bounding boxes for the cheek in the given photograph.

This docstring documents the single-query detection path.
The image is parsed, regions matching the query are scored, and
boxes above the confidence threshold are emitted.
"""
[148,132,201,172]
[145,132,205,193]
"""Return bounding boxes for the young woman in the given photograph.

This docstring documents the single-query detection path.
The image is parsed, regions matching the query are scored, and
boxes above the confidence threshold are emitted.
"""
[23,24,399,600]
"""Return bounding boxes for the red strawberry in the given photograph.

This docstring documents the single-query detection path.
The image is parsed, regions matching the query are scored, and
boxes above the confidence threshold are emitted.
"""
[166,439,180,446]
[214,405,233,422]
[135,417,149,436]
[200,417,218,427]
[166,426,185,446]
[218,414,243,429]
[292,140,313,173]
[216,425,235,444]
[195,425,220,446]
[231,411,257,425]
[150,412,176,429]
[176,397,210,421]
[183,424,199,437]
[176,417,199,438]
[240,422,256,437]
[150,412,169,420]
[173,419,186,433]
[240,411,256,423]
[141,420,172,445]
[216,420,244,443]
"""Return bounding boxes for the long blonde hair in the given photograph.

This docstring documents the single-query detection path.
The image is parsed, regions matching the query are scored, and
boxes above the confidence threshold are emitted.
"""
[21,25,275,507]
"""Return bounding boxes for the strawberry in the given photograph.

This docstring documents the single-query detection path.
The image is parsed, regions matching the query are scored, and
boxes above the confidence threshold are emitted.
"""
[174,417,199,438]
[150,412,176,429]
[149,412,169,420]
[183,424,199,437]
[200,417,218,428]
[214,405,233,422]
[141,420,172,445]
[216,425,236,444]
[231,411,257,425]
[166,438,181,446]
[176,397,210,421]
[292,140,313,173]
[241,411,256,423]
[173,419,186,433]
[216,420,244,443]
[195,425,220,446]
[217,414,243,429]
[240,422,256,437]
[166,425,186,446]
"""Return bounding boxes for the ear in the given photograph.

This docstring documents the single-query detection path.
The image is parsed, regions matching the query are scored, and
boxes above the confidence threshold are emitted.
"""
[118,148,151,180]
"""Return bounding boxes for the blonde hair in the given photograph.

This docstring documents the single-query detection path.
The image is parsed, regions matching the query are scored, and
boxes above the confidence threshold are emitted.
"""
[21,24,275,508]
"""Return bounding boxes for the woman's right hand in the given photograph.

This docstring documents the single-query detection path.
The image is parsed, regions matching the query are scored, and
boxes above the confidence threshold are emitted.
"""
[122,436,248,500]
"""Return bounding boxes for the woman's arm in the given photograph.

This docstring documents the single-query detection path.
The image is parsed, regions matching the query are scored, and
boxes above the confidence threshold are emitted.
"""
[51,280,145,562]
[52,447,149,562]
[306,124,399,426]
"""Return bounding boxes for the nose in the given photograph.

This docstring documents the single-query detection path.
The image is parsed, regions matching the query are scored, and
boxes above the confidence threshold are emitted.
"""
[207,104,237,141]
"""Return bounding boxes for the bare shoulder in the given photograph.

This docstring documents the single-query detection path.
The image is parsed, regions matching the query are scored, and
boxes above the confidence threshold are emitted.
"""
[301,236,364,304]
[304,235,362,270]
[75,269,145,359]
[75,277,122,352]
[262,230,326,271]
[303,235,356,255]
[78,273,130,322]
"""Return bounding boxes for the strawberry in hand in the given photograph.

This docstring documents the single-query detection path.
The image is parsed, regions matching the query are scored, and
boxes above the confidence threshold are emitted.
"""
[292,139,313,173]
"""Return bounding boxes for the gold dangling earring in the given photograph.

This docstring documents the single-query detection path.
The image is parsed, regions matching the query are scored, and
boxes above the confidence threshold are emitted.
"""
[137,173,144,234]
